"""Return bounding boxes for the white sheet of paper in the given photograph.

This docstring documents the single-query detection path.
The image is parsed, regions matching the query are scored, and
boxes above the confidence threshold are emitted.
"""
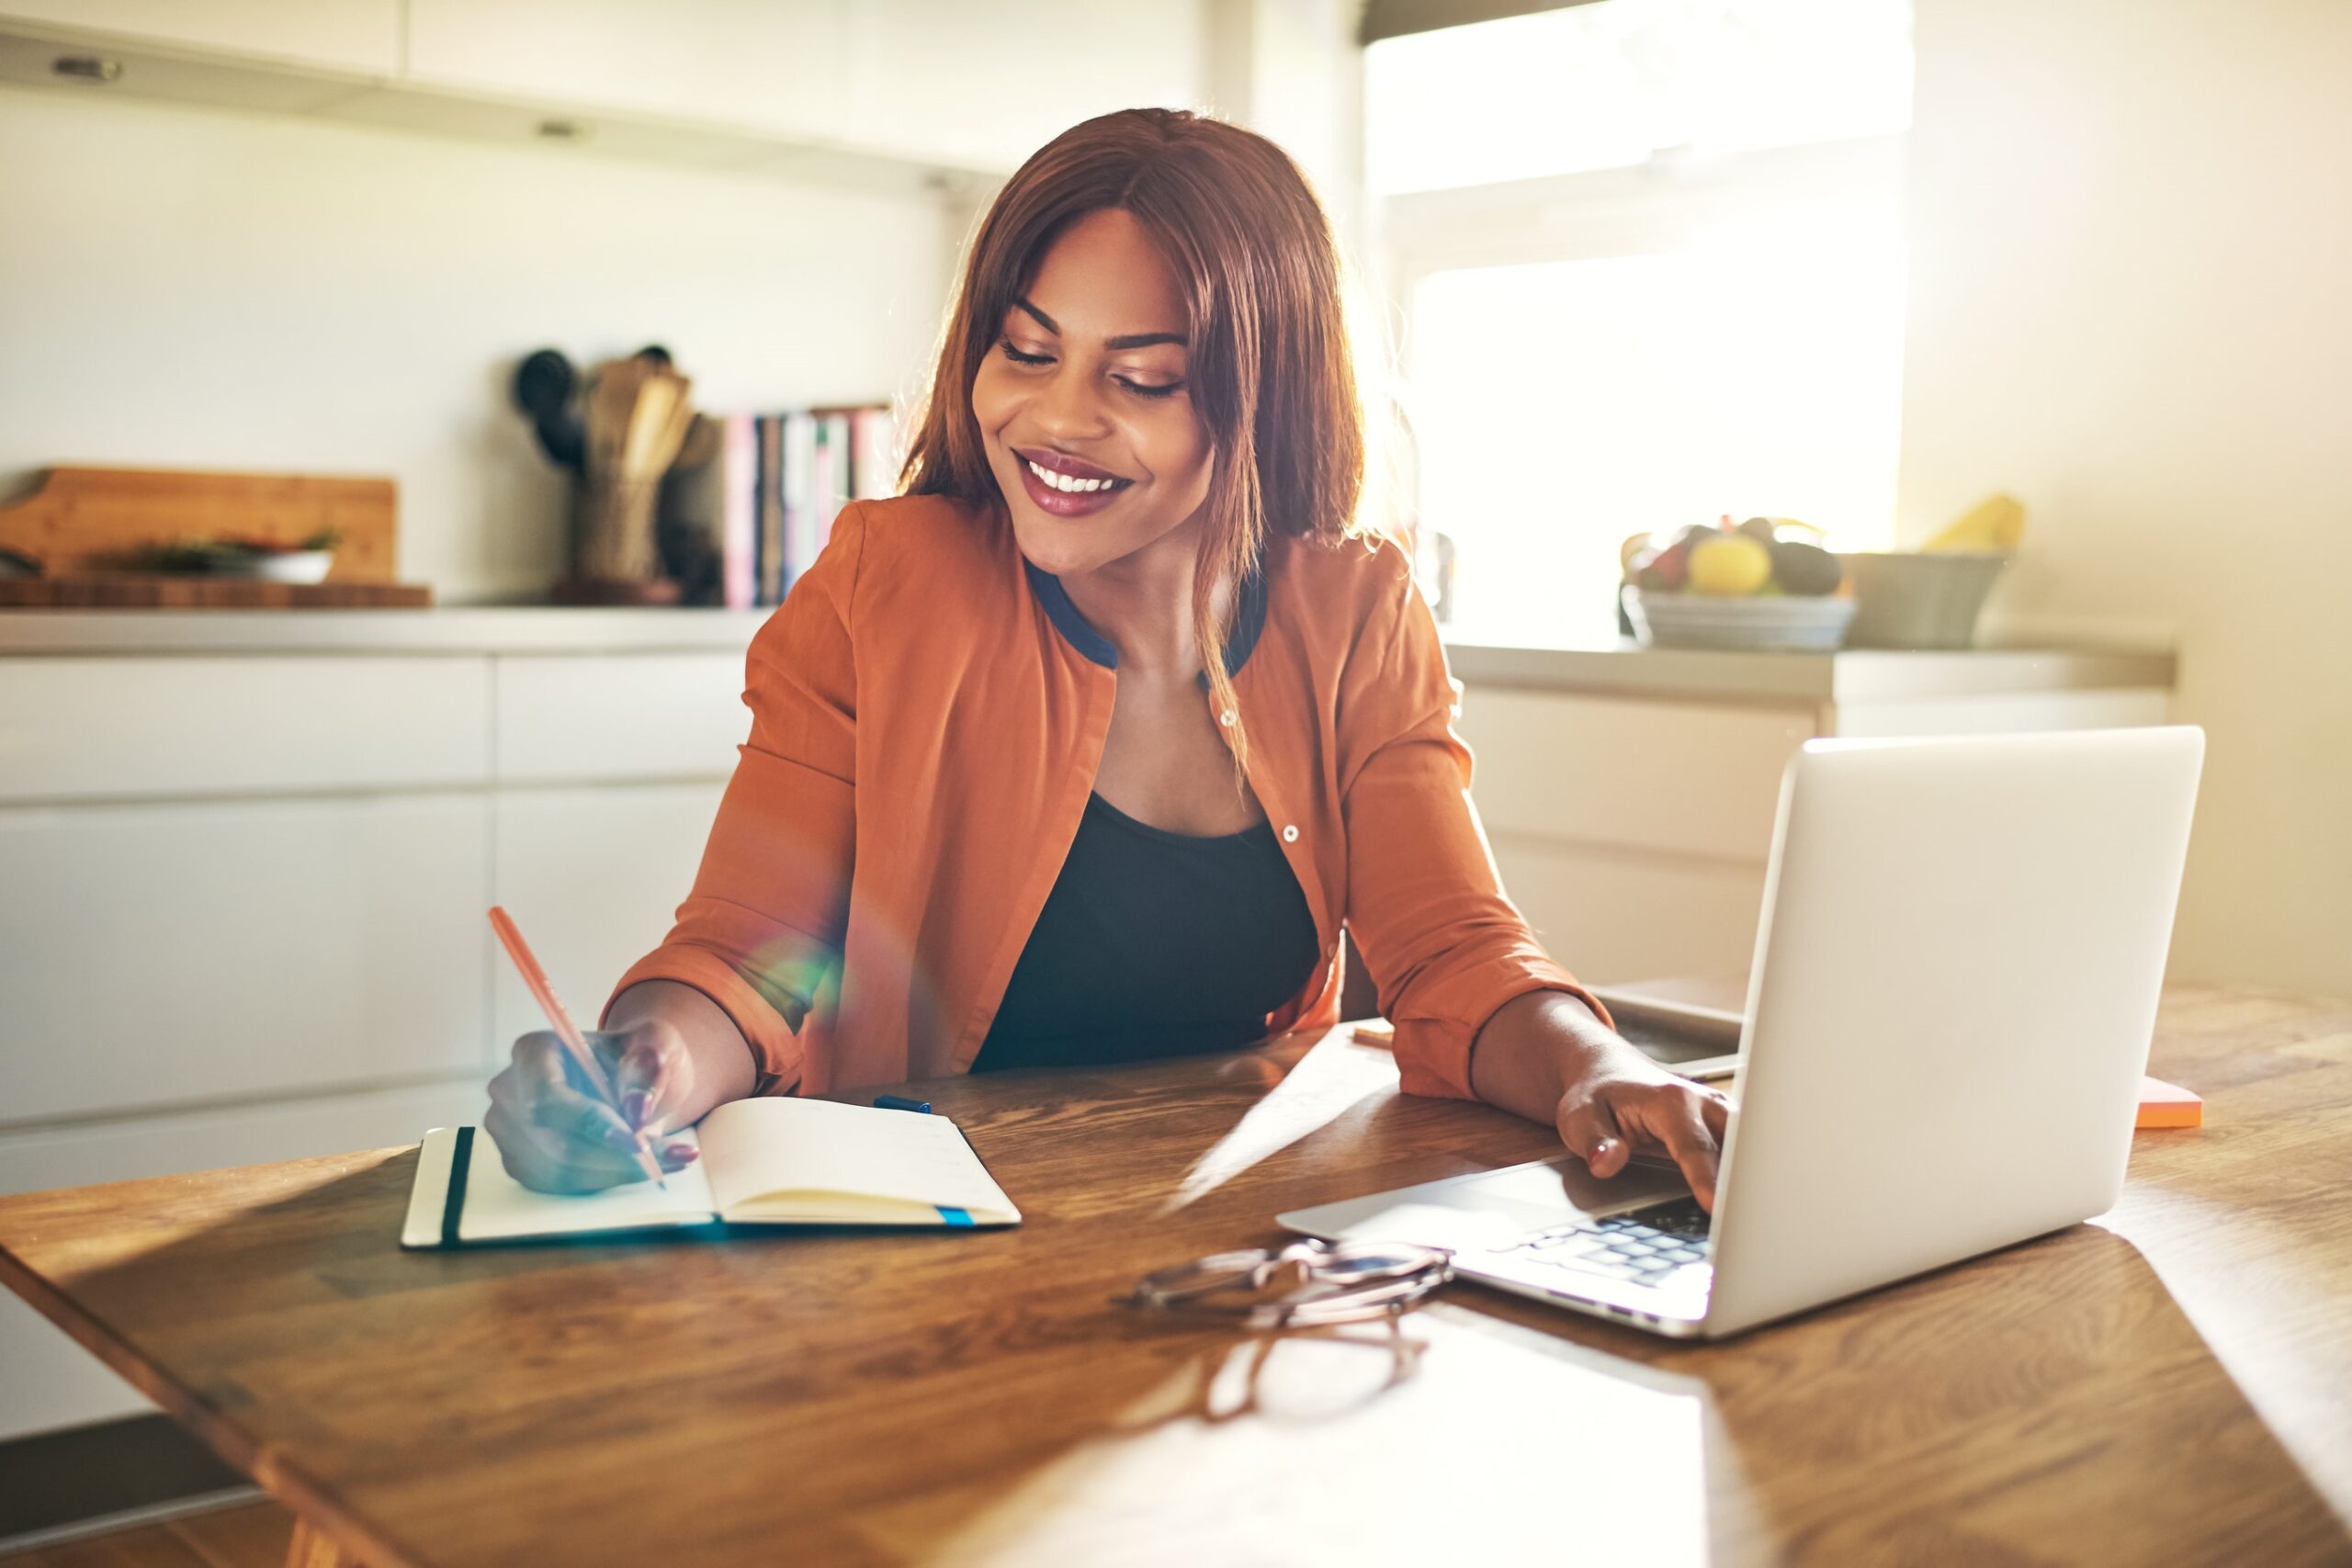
[456,1123,718,1242]
[699,1098,1017,1222]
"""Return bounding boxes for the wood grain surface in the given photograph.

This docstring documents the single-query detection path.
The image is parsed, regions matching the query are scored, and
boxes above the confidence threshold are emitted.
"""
[0,468,398,582]
[0,579,431,610]
[1,984,2346,1568]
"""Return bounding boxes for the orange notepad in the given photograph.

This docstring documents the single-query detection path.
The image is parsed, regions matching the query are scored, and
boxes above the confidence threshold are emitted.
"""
[2137,1075,2203,1129]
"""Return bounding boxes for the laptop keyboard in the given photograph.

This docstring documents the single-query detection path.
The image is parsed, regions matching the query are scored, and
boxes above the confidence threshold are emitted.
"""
[1487,1196,1714,1291]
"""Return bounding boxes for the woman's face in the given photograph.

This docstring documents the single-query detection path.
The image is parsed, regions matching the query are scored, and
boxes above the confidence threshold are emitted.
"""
[972,208,1214,580]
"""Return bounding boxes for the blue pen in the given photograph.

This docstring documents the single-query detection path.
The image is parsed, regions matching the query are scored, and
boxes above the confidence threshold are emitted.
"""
[873,1094,932,1114]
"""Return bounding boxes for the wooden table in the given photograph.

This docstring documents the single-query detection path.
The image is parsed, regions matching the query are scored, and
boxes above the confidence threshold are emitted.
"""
[4,984,2348,1567]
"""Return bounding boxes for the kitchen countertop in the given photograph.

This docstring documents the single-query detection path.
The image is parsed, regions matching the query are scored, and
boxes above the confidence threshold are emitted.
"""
[0,606,776,656]
[1442,635,2176,702]
[0,608,2176,701]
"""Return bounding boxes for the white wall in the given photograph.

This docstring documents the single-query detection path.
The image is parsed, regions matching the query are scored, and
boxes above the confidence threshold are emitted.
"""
[1201,0,1363,246]
[1896,0,2352,998]
[0,87,956,600]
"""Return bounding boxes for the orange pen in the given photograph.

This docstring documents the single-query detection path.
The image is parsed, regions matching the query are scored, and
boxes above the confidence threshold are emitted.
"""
[487,906,666,1189]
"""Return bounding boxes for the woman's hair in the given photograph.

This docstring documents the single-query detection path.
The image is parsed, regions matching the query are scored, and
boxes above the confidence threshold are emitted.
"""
[900,107,1375,781]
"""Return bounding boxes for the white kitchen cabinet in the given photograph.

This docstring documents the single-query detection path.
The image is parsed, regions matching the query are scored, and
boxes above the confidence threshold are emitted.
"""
[401,0,847,143]
[1457,673,2174,985]
[0,794,491,1124]
[0,1076,489,1201]
[1829,687,2172,739]
[1486,836,1771,986]
[0,0,399,74]
[409,0,1207,173]
[490,782,729,1050]
[0,0,1213,193]
[1462,689,1815,863]
[494,653,747,784]
[1457,688,1809,985]
[0,621,770,1443]
[834,0,1209,171]
[0,1293,151,1441]
[0,656,488,803]
[0,1073,488,1441]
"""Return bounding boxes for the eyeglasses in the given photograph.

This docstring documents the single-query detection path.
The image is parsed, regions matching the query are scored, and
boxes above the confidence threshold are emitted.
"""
[1122,1237,1453,1330]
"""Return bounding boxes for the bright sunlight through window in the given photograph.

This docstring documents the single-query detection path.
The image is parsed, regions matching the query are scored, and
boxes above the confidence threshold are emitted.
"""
[1365,0,1914,195]
[1408,214,1907,640]
[1372,0,1915,643]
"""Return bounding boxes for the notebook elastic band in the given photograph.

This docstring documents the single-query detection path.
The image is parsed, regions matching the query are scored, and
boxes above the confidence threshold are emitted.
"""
[442,1126,475,1247]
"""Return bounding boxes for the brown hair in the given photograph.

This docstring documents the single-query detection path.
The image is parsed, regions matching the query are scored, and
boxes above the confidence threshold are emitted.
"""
[900,107,1371,782]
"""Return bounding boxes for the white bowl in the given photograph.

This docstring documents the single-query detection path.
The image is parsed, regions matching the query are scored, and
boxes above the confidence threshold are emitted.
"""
[1838,551,2008,649]
[1623,586,1857,651]
[213,549,334,584]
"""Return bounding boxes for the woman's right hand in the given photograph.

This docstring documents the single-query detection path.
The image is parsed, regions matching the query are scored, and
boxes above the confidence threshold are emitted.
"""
[484,1018,703,1194]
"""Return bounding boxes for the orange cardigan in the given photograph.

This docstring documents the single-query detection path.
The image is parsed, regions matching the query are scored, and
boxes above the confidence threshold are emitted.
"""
[606,492,1603,1100]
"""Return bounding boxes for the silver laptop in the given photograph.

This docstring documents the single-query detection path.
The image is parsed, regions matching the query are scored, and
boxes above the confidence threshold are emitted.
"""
[1281,727,2205,1339]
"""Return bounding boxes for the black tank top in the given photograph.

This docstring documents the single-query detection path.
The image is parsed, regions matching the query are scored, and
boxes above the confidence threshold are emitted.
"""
[969,791,1322,1073]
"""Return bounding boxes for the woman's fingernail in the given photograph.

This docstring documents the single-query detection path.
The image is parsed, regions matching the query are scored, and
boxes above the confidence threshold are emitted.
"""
[1592,1138,1616,1162]
[605,1125,638,1150]
[623,1089,650,1127]
[665,1144,698,1162]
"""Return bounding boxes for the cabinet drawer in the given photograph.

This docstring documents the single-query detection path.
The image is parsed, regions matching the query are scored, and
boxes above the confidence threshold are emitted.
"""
[0,656,488,802]
[491,783,729,1048]
[0,1292,152,1440]
[0,1077,486,1197]
[1492,840,1767,987]
[1457,688,1816,863]
[1831,688,2172,738]
[0,1074,487,1441]
[494,654,747,783]
[0,794,490,1123]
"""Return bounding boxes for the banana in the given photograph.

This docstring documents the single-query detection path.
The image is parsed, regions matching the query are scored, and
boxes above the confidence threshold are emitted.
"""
[1925,493,2026,553]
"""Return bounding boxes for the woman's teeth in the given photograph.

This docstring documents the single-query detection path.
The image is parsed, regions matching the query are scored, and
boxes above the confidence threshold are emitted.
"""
[1027,458,1123,494]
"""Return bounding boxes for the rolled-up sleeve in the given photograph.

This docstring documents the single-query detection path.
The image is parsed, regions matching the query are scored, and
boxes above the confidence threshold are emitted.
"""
[603,503,868,1091]
[1339,570,1611,1100]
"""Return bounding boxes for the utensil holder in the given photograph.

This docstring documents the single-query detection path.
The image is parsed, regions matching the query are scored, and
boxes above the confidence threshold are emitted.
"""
[574,474,662,583]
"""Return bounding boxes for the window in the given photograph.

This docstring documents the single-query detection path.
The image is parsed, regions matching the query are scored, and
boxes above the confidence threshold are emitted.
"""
[1368,0,1915,641]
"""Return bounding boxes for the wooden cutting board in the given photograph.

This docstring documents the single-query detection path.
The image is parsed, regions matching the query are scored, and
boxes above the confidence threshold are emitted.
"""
[0,467,401,582]
[0,578,432,609]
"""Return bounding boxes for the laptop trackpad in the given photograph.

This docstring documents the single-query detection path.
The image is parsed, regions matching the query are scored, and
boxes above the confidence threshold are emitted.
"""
[1280,1157,1691,1253]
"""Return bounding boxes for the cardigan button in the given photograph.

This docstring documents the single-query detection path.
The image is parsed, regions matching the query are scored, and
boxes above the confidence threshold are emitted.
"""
[1282,824,1299,843]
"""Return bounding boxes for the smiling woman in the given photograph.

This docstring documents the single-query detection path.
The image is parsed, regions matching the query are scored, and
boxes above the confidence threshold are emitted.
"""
[481,107,1731,1214]
[905,109,1369,788]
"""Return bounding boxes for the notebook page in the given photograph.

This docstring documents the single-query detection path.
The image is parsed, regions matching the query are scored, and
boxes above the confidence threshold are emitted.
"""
[458,1123,718,1241]
[698,1099,1016,1222]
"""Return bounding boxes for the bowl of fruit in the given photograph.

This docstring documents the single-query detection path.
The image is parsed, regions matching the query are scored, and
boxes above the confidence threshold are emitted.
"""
[1620,516,1854,652]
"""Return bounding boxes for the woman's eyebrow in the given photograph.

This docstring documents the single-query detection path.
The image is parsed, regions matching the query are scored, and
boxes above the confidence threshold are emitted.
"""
[1012,297,1184,351]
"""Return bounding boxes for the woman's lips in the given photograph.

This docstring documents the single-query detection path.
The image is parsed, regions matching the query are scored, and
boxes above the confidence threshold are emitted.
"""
[1015,455,1131,518]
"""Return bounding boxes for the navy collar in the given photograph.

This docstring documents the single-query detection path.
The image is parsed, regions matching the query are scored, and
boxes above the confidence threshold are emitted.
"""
[1023,557,1269,689]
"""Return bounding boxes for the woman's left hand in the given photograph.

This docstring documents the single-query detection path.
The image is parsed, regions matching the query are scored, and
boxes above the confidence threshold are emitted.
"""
[1550,1046,1733,1211]
[1469,989,1737,1212]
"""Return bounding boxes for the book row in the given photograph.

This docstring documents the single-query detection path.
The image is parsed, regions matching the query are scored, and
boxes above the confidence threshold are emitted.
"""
[718,405,900,609]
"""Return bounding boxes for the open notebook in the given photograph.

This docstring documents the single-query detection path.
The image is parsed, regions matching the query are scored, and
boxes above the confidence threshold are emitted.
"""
[401,1097,1019,1248]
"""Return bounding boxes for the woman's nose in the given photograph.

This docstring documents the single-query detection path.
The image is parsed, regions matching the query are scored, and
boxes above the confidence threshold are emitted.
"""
[1035,363,1111,437]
